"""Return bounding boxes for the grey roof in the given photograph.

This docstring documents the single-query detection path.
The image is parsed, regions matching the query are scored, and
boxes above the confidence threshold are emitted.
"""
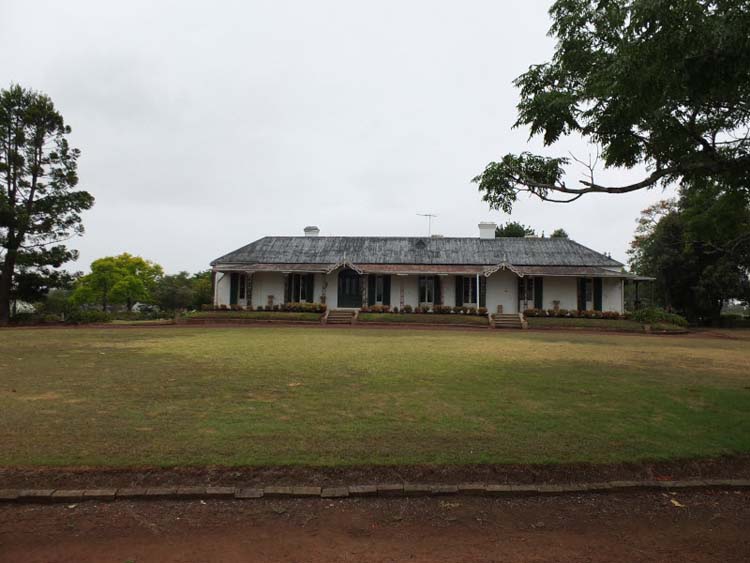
[212,237,623,268]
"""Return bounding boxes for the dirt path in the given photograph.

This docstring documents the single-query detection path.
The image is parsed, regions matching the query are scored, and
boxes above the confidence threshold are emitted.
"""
[1,490,748,562]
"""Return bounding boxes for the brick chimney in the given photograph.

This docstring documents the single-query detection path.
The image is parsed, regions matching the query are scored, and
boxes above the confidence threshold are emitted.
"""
[304,226,320,237]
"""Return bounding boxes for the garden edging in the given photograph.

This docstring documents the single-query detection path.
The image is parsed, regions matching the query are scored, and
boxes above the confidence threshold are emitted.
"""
[1,479,748,504]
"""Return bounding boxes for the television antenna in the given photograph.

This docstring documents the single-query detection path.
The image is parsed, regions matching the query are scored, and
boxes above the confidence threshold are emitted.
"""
[417,213,438,237]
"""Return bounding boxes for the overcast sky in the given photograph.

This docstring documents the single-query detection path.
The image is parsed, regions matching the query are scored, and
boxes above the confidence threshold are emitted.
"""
[2,0,675,273]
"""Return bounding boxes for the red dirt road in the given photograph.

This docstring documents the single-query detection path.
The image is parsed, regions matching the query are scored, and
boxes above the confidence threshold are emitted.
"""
[1,490,748,563]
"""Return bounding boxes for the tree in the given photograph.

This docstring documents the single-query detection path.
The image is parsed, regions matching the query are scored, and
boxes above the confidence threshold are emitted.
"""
[629,184,750,322]
[154,272,195,312]
[550,228,569,238]
[472,1,750,213]
[495,222,536,237]
[72,253,163,311]
[0,85,94,324]
[190,270,213,309]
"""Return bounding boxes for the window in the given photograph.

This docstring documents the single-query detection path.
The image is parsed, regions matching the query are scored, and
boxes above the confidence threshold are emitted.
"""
[518,277,534,302]
[418,276,434,304]
[462,276,477,304]
[375,275,384,304]
[289,274,312,302]
[238,274,246,299]
[584,279,592,302]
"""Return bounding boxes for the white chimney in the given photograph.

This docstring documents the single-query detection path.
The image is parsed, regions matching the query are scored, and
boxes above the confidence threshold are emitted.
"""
[478,222,497,239]
[304,226,320,237]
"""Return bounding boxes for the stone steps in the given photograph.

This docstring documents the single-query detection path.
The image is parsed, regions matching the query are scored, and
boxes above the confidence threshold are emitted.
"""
[493,313,526,329]
[327,310,356,325]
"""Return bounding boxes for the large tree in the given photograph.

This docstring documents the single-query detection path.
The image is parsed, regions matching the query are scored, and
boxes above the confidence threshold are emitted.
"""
[472,1,750,212]
[629,184,750,321]
[0,85,94,324]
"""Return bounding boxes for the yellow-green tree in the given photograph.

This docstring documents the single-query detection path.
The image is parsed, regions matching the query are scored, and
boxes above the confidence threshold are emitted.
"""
[72,253,163,311]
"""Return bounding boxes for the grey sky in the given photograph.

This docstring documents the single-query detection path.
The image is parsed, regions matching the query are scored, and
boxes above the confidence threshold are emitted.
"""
[1,0,673,273]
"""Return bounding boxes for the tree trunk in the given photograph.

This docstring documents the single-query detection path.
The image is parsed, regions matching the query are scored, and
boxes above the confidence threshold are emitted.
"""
[0,253,17,325]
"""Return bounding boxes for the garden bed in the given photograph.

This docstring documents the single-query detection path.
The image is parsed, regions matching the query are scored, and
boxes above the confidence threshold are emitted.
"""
[526,317,686,333]
[184,311,323,323]
[358,312,489,326]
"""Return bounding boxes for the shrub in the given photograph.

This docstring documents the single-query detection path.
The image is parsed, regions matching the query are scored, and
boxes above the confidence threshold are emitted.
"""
[478,307,488,316]
[403,305,413,313]
[65,310,112,324]
[631,307,688,327]
[523,308,544,317]
[392,307,399,314]
[557,308,569,317]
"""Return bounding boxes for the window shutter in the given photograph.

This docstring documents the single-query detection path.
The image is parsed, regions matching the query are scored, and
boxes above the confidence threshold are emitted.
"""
[455,276,463,307]
[230,273,239,305]
[479,276,486,308]
[577,278,586,311]
[383,275,391,306]
[533,277,543,309]
[306,274,314,303]
[593,278,603,311]
[433,276,441,305]
[284,275,291,304]
[368,275,376,306]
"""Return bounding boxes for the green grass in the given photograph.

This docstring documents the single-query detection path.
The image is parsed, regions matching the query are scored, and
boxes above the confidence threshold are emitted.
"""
[0,326,748,467]
[358,313,488,326]
[186,311,322,321]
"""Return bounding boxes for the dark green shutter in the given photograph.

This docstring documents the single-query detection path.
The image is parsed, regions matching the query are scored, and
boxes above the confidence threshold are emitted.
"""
[455,276,463,307]
[230,273,239,305]
[577,279,586,311]
[479,277,486,308]
[383,276,391,306]
[368,275,376,306]
[533,277,543,309]
[433,276,441,305]
[284,275,291,304]
[306,274,314,303]
[593,278,603,311]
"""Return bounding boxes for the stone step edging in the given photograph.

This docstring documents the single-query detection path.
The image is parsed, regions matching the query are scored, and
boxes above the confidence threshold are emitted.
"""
[1,479,748,504]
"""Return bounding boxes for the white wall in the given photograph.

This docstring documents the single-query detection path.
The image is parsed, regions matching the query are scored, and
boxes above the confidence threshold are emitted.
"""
[486,270,518,314]
[215,272,231,306]
[542,277,578,311]
[603,278,624,313]
[249,272,285,309]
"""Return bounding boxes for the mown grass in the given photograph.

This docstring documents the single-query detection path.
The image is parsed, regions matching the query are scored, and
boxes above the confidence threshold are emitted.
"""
[358,313,488,325]
[0,327,748,467]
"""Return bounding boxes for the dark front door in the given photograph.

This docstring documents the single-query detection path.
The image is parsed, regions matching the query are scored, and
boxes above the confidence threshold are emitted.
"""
[338,268,362,308]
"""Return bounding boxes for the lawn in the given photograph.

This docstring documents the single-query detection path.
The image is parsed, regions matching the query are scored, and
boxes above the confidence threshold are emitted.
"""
[526,317,655,332]
[0,326,748,467]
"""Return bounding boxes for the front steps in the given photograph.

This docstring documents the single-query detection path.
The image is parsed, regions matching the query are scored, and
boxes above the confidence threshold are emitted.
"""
[493,313,527,330]
[326,310,356,325]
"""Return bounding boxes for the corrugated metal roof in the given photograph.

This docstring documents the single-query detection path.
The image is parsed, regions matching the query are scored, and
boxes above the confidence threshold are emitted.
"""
[211,236,622,268]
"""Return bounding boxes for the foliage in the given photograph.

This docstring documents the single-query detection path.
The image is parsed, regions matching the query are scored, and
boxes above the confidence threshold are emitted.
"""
[357,313,489,325]
[629,182,750,322]
[495,221,536,237]
[0,84,95,324]
[472,1,750,211]
[154,271,196,312]
[550,228,569,238]
[72,253,163,312]
[523,308,624,320]
[630,307,689,328]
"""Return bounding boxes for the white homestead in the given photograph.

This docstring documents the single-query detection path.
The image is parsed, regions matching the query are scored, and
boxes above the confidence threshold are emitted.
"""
[211,224,630,314]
